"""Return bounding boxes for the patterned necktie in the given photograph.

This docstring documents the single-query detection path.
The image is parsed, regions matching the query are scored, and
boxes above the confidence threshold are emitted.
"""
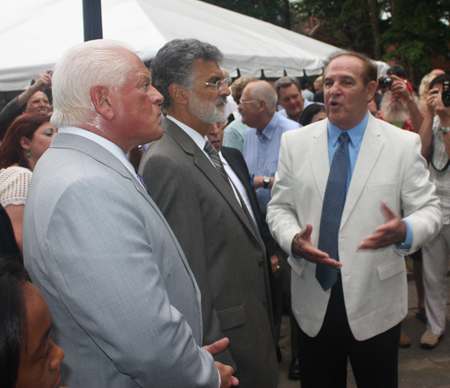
[136,173,147,190]
[316,132,350,291]
[204,140,230,186]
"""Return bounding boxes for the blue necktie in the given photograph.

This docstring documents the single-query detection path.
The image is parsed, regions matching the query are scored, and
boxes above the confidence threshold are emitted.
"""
[316,132,350,291]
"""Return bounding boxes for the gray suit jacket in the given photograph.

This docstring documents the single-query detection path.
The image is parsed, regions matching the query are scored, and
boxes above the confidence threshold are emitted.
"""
[139,119,279,388]
[23,132,219,388]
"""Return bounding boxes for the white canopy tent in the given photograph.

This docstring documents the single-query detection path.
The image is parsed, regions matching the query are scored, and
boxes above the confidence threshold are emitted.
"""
[0,0,388,91]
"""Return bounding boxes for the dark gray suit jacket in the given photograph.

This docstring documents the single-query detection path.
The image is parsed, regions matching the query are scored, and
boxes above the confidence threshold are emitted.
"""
[140,119,279,388]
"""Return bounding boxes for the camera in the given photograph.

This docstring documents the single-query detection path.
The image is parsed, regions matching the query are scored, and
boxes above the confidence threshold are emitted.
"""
[442,81,450,107]
[378,77,393,89]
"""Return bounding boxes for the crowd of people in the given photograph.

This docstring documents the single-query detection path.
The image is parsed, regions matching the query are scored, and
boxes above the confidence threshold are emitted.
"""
[0,37,448,388]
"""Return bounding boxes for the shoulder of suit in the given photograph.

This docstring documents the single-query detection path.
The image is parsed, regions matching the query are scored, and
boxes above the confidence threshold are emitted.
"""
[369,115,419,142]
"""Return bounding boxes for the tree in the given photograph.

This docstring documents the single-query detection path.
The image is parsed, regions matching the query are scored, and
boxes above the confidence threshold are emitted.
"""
[201,0,293,29]
[379,0,450,82]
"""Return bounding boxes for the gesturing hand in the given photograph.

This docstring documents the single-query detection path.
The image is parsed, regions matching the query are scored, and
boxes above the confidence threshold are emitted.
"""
[358,202,406,250]
[291,223,342,269]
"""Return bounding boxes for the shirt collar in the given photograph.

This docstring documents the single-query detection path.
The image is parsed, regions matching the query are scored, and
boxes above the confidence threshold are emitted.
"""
[57,126,136,176]
[328,112,369,148]
[166,115,206,151]
[255,112,280,140]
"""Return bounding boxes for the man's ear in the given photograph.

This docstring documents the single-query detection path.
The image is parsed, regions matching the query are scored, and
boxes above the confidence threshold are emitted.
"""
[258,99,266,112]
[90,85,114,121]
[169,83,188,105]
[366,80,378,103]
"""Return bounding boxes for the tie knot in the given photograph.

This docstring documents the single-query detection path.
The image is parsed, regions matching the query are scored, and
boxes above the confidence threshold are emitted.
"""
[339,132,350,146]
[204,140,218,156]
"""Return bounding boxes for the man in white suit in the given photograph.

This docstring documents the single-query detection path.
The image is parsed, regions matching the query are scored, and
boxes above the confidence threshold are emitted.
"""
[23,39,237,388]
[266,51,442,387]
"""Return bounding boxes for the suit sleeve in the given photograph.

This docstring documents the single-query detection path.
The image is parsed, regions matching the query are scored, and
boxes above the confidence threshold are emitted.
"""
[397,133,442,254]
[266,132,303,255]
[141,154,237,371]
[44,176,219,388]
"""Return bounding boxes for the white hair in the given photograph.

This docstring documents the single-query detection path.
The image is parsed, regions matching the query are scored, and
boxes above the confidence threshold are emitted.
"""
[51,39,135,128]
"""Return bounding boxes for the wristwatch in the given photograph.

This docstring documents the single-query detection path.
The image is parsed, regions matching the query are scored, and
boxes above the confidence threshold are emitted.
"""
[263,176,271,189]
[441,127,450,134]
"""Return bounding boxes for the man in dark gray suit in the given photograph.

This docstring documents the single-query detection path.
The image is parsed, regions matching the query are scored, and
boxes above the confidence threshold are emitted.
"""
[23,39,237,388]
[140,39,279,388]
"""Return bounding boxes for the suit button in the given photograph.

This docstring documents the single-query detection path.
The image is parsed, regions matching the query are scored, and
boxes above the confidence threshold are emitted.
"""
[263,300,268,307]
[258,260,264,267]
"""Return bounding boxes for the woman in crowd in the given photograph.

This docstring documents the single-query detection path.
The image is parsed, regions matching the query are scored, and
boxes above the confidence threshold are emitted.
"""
[0,113,56,252]
[299,103,326,127]
[0,258,66,388]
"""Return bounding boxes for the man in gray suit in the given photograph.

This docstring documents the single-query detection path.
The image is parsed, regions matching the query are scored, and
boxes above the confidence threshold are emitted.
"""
[140,39,279,388]
[23,39,237,388]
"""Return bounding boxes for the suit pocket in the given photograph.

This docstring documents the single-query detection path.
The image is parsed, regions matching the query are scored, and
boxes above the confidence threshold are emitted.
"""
[288,256,306,277]
[367,181,398,193]
[217,305,246,331]
[377,258,405,281]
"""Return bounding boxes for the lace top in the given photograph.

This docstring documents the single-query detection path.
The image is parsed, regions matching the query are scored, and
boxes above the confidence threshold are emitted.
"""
[0,166,32,207]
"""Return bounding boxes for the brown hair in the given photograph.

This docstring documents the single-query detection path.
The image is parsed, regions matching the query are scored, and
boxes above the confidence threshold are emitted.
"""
[325,51,377,86]
[0,113,52,170]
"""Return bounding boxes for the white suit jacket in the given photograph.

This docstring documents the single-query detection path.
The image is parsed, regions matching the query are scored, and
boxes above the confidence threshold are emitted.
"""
[23,132,219,388]
[267,114,442,341]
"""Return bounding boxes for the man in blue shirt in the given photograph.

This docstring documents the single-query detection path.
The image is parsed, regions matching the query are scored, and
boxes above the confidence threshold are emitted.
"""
[267,52,442,387]
[241,80,301,215]
[240,80,302,380]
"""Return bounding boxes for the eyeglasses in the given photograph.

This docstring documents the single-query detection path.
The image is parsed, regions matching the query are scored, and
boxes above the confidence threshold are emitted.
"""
[195,78,231,92]
[239,99,260,105]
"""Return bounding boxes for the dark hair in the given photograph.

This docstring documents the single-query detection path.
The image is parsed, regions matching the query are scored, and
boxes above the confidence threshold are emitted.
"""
[430,74,450,90]
[273,77,301,98]
[387,64,406,79]
[325,51,377,86]
[151,39,223,110]
[0,258,31,388]
[299,103,326,126]
[0,113,52,170]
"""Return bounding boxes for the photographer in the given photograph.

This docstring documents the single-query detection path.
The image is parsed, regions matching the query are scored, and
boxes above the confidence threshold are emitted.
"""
[0,70,52,140]
[378,73,424,133]
[418,73,450,350]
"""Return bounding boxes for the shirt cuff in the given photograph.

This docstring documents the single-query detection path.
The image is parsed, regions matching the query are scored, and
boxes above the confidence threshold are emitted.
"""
[394,219,412,250]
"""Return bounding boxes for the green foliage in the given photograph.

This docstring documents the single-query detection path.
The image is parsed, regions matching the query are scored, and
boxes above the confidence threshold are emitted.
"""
[202,0,450,81]
[380,0,450,76]
[201,0,290,28]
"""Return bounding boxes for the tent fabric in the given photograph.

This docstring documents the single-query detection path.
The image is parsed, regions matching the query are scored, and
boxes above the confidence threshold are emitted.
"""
[0,0,388,91]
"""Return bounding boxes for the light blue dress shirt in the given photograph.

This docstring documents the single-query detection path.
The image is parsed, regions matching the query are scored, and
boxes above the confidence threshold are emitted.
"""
[243,112,301,213]
[292,112,411,259]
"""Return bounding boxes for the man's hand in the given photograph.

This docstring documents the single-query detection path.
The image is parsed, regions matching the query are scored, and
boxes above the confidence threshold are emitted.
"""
[432,88,450,128]
[291,223,342,269]
[358,202,406,250]
[270,254,279,273]
[390,75,412,103]
[215,361,239,387]
[35,69,53,90]
[203,338,239,387]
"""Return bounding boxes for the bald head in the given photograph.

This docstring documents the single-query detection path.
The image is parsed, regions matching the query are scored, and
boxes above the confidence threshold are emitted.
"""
[245,81,278,111]
[239,80,278,130]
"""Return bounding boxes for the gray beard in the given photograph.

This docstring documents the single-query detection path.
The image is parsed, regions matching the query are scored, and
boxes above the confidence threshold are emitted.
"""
[188,92,228,124]
[380,96,410,123]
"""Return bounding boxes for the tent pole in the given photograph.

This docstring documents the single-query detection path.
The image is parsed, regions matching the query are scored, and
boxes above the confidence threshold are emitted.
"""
[83,0,103,41]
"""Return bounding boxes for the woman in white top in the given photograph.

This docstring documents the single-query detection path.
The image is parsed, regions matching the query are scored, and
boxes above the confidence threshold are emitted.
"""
[0,113,56,252]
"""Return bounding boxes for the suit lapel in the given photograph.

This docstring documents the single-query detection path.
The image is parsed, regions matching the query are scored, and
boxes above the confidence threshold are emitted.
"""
[52,133,192,265]
[164,121,264,246]
[309,123,330,202]
[341,119,384,229]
